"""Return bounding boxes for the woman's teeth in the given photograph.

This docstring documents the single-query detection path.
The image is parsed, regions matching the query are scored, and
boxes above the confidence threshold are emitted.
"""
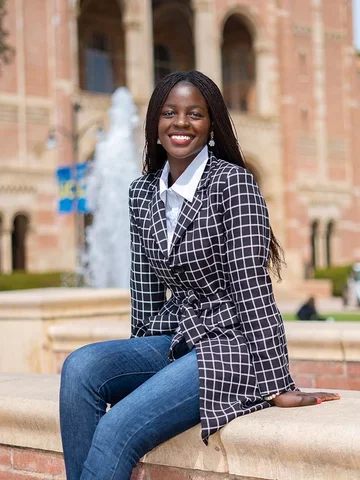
[171,135,192,140]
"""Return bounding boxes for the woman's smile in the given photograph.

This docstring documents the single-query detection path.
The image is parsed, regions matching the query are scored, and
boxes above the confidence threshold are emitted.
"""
[168,133,194,146]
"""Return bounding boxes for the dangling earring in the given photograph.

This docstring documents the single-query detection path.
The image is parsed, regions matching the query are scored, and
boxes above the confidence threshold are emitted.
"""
[208,131,215,147]
[157,138,161,145]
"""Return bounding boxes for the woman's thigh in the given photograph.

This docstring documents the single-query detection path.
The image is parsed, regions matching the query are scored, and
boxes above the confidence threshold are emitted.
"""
[81,348,200,479]
[61,335,173,405]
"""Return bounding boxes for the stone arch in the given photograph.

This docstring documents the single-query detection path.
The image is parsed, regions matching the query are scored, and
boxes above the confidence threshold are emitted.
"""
[221,12,256,113]
[78,0,125,93]
[220,6,260,43]
[76,0,125,15]
[11,212,30,272]
[152,0,194,83]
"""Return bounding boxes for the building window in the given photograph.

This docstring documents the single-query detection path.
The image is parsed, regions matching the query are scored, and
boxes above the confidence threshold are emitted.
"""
[298,50,308,76]
[311,220,319,270]
[301,107,309,130]
[325,221,334,267]
[154,45,173,85]
[222,16,255,112]
[12,214,29,271]
[85,32,115,94]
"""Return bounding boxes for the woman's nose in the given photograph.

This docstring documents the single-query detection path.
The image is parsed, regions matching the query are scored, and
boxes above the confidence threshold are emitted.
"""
[174,113,190,127]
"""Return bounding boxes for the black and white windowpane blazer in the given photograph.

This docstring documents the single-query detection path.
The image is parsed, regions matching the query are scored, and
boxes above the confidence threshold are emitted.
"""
[129,155,296,444]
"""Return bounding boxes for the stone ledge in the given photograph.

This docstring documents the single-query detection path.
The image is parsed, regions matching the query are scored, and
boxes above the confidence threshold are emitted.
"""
[49,320,360,362]
[1,373,360,480]
[48,320,131,353]
[0,287,130,319]
[285,321,360,361]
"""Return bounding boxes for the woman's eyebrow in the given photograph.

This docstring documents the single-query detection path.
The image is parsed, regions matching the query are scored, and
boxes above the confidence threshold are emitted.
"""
[162,103,206,111]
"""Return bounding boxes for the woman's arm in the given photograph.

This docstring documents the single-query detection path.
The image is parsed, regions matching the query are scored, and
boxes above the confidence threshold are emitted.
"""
[129,190,166,338]
[222,167,293,397]
[222,168,340,406]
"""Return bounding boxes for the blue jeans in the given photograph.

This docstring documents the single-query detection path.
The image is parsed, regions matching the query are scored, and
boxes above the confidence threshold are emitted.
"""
[59,335,200,480]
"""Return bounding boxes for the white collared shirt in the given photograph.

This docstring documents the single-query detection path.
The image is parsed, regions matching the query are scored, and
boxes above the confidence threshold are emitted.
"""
[159,145,209,254]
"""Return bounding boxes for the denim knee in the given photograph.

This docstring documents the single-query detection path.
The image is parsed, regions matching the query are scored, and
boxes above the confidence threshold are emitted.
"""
[61,343,100,387]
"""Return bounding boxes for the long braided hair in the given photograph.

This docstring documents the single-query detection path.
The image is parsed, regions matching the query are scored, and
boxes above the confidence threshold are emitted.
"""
[143,70,285,280]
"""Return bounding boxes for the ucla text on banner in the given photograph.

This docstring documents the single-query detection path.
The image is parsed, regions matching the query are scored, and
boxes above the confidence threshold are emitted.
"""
[56,164,89,213]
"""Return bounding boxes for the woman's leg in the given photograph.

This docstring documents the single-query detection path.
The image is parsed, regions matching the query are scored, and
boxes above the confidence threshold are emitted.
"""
[59,335,173,480]
[80,348,200,480]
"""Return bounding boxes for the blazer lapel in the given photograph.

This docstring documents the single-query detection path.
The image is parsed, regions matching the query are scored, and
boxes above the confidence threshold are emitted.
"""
[150,179,169,259]
[168,195,203,255]
[169,155,217,255]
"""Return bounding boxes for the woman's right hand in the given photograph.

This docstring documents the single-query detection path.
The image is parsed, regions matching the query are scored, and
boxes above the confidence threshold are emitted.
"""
[272,390,340,407]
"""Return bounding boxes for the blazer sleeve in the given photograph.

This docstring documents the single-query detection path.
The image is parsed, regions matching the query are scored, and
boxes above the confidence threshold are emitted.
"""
[222,168,295,397]
[129,191,167,338]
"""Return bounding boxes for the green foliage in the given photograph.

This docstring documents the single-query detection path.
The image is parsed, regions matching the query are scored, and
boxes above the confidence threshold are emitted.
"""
[283,313,360,321]
[0,0,15,70]
[314,265,352,297]
[0,272,76,291]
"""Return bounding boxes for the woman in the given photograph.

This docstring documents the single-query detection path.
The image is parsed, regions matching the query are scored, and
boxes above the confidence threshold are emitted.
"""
[60,71,339,480]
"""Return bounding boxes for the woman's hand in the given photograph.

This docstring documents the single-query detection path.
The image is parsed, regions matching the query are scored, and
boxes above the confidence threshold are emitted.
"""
[272,390,340,407]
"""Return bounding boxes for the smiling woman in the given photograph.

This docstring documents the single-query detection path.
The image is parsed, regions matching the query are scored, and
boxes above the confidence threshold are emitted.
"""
[157,82,211,182]
[59,70,340,480]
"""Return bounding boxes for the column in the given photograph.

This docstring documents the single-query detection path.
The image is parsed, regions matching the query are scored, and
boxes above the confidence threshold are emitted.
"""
[123,0,154,116]
[192,0,222,87]
[316,221,327,269]
[312,0,328,180]
[254,41,277,117]
[1,229,13,274]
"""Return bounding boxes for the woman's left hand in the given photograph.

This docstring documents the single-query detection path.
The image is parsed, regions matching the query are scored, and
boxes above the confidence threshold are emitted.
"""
[272,390,340,407]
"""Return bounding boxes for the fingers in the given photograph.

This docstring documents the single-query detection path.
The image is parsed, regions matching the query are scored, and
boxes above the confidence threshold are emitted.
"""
[311,392,341,402]
[271,390,340,408]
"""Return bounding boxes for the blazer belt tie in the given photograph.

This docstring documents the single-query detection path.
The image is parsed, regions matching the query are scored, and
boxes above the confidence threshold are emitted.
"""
[175,289,232,349]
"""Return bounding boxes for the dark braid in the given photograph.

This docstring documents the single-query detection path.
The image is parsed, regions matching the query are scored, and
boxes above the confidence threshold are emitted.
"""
[143,70,285,280]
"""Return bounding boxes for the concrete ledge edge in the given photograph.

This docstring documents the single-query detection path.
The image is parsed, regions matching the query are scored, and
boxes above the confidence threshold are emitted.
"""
[1,373,360,480]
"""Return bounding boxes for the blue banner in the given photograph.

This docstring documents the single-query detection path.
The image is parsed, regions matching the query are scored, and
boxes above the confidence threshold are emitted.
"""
[56,164,89,214]
[75,163,88,214]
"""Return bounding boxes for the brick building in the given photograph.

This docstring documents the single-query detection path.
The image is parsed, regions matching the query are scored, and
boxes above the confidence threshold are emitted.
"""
[0,0,359,296]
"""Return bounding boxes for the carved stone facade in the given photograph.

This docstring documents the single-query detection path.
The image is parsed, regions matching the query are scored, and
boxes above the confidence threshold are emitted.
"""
[0,0,359,296]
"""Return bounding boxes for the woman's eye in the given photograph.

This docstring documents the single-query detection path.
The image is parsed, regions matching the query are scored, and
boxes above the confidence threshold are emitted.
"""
[162,111,175,117]
[190,112,202,118]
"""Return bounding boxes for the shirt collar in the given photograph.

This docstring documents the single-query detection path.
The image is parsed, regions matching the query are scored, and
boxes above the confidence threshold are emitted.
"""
[159,145,209,203]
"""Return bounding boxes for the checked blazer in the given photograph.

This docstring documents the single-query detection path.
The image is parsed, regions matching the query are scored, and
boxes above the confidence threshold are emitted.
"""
[129,154,296,444]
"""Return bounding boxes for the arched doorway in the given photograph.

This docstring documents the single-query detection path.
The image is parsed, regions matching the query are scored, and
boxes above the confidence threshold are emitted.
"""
[222,15,256,113]
[311,220,319,271]
[152,0,194,84]
[325,220,334,267]
[12,214,29,271]
[78,0,125,94]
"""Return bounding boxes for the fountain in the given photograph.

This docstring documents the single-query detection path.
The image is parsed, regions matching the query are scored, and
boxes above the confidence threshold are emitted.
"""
[83,87,141,288]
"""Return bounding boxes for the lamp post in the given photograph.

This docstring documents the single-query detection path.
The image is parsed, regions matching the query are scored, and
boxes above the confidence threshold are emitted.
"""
[46,102,104,287]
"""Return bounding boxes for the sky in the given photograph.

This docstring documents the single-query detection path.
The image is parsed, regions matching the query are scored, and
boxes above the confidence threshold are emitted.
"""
[354,0,360,50]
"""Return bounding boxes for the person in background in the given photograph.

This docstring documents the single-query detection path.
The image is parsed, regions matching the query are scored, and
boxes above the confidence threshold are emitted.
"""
[296,297,326,321]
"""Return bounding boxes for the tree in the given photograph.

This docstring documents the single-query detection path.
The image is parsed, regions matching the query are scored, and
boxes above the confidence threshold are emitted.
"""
[0,0,15,71]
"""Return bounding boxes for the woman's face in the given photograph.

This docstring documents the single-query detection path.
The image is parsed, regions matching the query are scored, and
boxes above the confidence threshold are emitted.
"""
[158,82,211,165]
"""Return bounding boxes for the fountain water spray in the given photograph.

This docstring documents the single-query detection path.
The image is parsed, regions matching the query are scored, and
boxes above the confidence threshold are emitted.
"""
[83,87,141,288]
